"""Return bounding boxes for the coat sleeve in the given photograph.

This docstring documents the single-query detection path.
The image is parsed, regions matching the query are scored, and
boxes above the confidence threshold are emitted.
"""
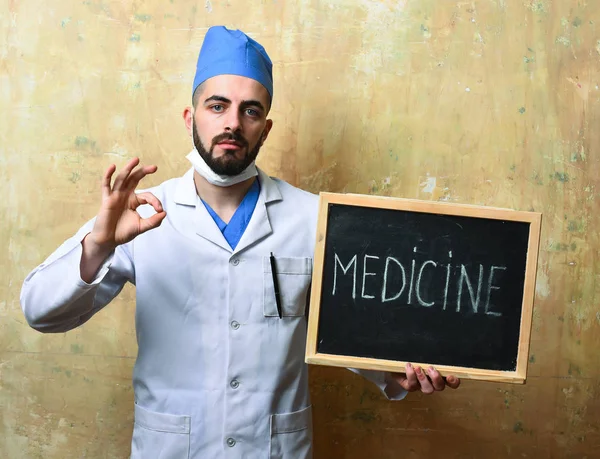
[348,368,408,401]
[20,218,135,333]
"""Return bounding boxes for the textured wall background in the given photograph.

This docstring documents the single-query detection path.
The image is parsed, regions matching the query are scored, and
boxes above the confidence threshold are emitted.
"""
[1,0,599,457]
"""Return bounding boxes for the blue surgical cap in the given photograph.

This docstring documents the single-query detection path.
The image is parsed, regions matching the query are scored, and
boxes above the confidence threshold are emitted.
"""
[192,26,273,100]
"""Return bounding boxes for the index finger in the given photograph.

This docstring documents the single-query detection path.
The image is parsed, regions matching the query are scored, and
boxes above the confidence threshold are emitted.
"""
[402,363,420,392]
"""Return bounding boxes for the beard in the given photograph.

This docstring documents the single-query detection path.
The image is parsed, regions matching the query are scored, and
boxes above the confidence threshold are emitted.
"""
[193,121,263,176]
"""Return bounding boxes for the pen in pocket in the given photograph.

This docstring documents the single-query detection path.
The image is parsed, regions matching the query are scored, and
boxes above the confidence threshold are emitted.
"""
[269,252,282,319]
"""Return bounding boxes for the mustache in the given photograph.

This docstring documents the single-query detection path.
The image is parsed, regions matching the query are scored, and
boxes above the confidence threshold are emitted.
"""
[211,131,249,149]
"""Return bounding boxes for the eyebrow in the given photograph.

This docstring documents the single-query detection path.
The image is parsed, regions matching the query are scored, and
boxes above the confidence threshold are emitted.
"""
[204,95,266,113]
[204,95,231,105]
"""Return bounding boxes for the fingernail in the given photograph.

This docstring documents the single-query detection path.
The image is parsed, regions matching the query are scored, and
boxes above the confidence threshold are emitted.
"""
[406,363,412,369]
[415,366,422,376]
[428,366,435,373]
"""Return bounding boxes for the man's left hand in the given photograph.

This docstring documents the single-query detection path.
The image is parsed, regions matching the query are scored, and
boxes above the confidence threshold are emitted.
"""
[388,363,461,395]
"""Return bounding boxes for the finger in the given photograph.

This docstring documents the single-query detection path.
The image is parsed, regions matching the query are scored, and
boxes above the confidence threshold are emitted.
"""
[102,164,117,200]
[390,372,408,389]
[414,366,434,394]
[445,375,461,389]
[139,211,167,235]
[125,165,159,191]
[112,157,140,191]
[426,367,445,391]
[133,192,164,213]
[402,363,420,392]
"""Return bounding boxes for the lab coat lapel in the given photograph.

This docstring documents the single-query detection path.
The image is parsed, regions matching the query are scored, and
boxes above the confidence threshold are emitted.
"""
[173,168,233,252]
[193,201,232,252]
[233,168,282,255]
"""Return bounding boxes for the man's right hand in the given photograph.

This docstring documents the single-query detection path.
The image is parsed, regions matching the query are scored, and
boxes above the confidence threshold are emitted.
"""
[80,158,166,282]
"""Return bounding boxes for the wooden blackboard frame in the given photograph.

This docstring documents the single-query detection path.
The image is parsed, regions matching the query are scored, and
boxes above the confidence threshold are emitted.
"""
[305,192,542,384]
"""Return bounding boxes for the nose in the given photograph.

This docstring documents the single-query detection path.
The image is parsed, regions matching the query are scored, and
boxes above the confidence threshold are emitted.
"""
[224,108,242,133]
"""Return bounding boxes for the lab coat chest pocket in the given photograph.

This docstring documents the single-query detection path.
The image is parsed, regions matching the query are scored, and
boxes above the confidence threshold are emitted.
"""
[130,403,191,459]
[263,257,312,317]
[269,405,313,459]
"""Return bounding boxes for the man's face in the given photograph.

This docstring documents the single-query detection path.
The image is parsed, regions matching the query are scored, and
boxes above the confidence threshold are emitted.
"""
[191,74,273,176]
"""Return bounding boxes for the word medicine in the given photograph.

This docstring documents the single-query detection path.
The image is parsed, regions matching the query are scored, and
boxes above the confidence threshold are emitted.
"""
[331,248,508,316]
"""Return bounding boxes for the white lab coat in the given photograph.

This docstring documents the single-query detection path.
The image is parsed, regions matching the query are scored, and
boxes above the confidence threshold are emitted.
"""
[21,168,404,459]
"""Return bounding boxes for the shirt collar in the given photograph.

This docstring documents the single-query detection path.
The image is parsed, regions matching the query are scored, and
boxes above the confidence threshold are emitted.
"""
[173,167,282,206]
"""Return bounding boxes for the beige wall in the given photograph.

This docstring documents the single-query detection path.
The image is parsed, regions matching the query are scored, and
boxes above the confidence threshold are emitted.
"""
[2,0,599,457]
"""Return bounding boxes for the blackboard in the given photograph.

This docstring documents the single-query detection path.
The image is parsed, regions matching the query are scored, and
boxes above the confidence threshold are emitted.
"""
[305,193,542,383]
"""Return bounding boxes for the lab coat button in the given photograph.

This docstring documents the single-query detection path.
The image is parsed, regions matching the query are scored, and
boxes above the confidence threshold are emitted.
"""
[230,379,239,389]
[231,320,240,330]
[226,437,236,447]
[231,258,240,266]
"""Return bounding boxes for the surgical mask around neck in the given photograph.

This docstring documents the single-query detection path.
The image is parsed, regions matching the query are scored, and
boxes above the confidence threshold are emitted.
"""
[187,121,258,187]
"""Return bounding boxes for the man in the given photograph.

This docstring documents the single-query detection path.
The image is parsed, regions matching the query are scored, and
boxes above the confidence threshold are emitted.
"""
[21,26,459,458]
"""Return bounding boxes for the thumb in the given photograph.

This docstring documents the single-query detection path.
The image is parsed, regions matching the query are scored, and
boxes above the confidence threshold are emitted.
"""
[139,211,167,235]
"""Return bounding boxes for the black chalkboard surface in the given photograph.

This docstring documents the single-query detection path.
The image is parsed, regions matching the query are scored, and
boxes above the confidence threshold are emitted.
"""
[305,193,542,383]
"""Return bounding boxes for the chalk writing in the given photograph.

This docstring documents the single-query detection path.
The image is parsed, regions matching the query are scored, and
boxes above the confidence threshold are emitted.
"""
[332,248,507,316]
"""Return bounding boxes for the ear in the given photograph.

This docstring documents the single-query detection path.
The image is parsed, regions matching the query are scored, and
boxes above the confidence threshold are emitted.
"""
[183,107,193,137]
[260,119,274,145]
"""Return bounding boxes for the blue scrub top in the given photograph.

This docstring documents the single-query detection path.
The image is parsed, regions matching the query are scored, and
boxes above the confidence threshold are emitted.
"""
[200,179,261,250]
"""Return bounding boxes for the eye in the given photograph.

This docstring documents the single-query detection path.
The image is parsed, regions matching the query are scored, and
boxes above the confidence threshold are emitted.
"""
[211,104,224,112]
[245,108,259,117]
